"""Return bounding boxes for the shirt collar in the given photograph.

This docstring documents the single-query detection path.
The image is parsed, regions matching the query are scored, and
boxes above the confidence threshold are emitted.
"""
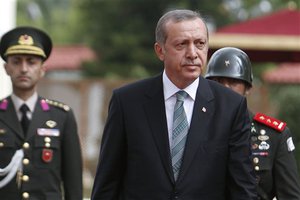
[163,70,198,101]
[11,92,38,112]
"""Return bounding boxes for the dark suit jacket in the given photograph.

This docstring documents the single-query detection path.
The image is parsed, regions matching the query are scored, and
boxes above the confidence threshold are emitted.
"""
[0,96,82,200]
[91,75,257,200]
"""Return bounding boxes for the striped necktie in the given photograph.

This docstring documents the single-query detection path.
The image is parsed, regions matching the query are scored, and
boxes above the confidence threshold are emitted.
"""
[171,90,189,181]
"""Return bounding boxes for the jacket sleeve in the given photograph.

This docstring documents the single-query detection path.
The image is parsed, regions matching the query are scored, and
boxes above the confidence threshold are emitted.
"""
[227,97,258,200]
[91,91,126,200]
[274,127,300,200]
[62,109,83,200]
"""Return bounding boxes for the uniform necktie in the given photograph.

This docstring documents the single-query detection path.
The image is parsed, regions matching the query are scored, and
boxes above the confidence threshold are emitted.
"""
[20,104,30,134]
[171,90,189,181]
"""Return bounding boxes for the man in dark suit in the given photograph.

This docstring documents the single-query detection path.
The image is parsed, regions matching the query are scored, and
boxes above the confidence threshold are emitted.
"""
[205,47,300,200]
[91,9,257,200]
[0,27,83,200]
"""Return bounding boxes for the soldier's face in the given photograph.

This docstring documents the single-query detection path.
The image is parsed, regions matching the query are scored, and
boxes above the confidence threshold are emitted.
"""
[212,77,249,96]
[4,54,45,93]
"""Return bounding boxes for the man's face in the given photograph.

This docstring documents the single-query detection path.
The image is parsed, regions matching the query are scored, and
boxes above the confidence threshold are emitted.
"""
[4,54,45,93]
[154,18,208,89]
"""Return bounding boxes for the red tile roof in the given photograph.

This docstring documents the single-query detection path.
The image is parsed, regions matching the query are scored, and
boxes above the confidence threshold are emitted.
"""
[263,63,300,84]
[217,8,300,36]
[209,8,300,62]
[44,45,96,71]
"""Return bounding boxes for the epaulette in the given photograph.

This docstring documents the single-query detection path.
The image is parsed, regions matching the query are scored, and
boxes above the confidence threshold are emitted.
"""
[253,112,286,132]
[44,99,70,112]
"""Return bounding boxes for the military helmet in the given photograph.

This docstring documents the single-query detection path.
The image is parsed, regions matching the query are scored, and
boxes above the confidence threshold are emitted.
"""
[205,47,253,86]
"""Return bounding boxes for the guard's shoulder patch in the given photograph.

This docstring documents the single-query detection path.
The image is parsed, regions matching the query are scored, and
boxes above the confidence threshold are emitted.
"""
[253,112,286,132]
[43,99,70,112]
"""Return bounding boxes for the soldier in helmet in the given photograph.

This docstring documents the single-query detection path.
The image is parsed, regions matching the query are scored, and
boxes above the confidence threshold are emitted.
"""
[205,47,300,200]
[0,27,83,200]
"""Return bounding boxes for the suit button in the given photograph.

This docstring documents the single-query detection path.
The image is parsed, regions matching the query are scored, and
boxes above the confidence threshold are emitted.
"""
[45,142,51,148]
[22,175,29,182]
[22,192,29,199]
[253,157,259,164]
[0,142,4,147]
[23,158,30,165]
[23,142,30,149]
[255,166,260,171]
[44,137,51,143]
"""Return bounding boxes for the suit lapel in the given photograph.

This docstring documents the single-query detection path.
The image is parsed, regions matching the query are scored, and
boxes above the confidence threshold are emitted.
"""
[178,77,215,182]
[0,97,24,139]
[143,75,175,183]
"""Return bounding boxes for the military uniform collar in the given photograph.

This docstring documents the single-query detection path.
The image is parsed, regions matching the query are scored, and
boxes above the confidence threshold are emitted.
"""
[11,92,38,113]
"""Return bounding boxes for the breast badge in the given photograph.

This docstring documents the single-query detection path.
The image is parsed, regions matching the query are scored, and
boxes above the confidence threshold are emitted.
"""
[42,149,53,163]
[259,141,270,150]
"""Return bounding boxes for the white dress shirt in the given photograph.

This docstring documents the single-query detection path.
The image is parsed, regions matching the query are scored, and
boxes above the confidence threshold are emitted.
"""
[11,92,38,121]
[162,70,199,147]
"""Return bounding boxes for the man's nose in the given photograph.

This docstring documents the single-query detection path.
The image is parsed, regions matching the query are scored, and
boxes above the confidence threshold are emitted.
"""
[186,45,198,59]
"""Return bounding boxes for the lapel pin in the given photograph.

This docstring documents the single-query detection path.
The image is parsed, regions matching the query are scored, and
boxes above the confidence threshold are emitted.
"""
[201,107,206,112]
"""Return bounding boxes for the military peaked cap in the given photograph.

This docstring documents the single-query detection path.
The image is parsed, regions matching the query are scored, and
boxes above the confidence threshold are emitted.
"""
[0,26,52,61]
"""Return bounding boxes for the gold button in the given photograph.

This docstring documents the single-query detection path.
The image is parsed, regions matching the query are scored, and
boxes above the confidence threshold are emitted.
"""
[253,157,259,164]
[0,142,4,147]
[45,142,51,148]
[22,192,29,199]
[255,166,260,171]
[23,142,30,149]
[22,175,29,182]
[44,137,51,143]
[23,158,30,165]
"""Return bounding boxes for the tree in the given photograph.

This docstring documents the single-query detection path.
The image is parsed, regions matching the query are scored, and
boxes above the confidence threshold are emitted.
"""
[79,0,231,78]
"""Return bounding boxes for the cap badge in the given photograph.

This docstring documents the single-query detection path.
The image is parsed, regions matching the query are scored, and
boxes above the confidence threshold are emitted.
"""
[225,60,230,67]
[18,34,34,45]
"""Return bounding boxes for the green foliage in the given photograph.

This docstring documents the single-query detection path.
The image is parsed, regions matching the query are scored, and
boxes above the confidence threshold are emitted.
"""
[16,0,84,44]
[15,0,298,78]
[79,0,232,78]
[269,85,300,173]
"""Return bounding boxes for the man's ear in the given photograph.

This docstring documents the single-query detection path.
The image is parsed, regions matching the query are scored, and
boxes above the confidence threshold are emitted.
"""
[40,64,46,77]
[3,63,10,76]
[154,42,164,61]
[245,87,251,96]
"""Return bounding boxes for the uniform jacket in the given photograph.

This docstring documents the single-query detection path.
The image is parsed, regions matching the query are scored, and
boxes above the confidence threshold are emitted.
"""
[91,75,257,200]
[250,112,300,200]
[0,96,82,200]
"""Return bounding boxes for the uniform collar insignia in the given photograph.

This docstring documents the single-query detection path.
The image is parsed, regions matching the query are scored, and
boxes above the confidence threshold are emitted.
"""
[0,99,8,110]
[40,99,50,111]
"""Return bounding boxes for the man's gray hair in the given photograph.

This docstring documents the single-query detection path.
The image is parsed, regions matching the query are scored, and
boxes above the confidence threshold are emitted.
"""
[155,9,208,44]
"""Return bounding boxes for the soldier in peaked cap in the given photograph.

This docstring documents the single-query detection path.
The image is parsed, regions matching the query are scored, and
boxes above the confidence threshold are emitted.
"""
[205,47,300,200]
[0,27,83,200]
